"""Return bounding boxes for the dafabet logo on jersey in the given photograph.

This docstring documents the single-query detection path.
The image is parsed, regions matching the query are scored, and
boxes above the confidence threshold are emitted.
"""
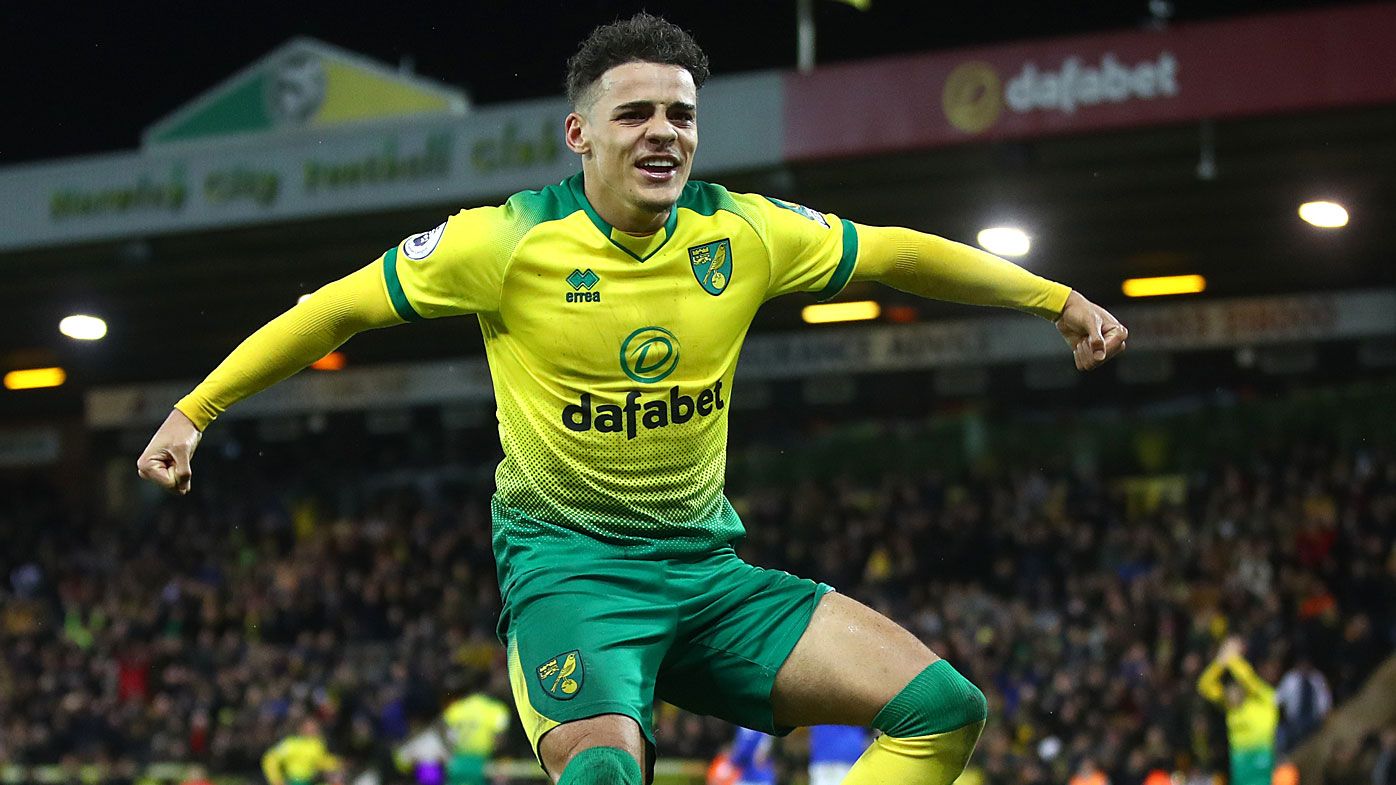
[688,239,732,296]
[536,650,584,700]
[561,326,727,439]
[620,326,679,383]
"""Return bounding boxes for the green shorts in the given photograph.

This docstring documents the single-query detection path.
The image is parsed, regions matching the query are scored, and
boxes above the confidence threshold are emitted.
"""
[492,503,831,770]
[1230,748,1275,785]
[446,753,486,785]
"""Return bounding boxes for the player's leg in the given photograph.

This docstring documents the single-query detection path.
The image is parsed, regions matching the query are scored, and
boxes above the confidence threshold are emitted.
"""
[771,592,986,785]
[494,505,677,785]
[498,558,670,781]
[655,550,984,785]
[538,715,646,784]
[504,614,665,785]
[506,627,657,785]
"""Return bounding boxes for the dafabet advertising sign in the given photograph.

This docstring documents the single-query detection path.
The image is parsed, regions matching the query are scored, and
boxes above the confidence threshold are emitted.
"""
[785,4,1396,159]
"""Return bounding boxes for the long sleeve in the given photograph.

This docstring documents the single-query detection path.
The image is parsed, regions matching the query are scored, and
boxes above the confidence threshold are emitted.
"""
[174,261,403,430]
[851,224,1072,320]
[261,745,284,785]
[1198,658,1227,705]
[1226,657,1276,702]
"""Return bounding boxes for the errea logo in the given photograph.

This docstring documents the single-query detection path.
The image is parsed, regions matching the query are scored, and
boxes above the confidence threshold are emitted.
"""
[566,269,601,303]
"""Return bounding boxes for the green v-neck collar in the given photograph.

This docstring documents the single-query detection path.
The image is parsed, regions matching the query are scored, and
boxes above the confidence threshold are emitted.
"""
[565,173,679,263]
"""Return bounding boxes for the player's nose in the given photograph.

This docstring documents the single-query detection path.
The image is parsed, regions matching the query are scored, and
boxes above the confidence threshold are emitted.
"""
[644,117,678,144]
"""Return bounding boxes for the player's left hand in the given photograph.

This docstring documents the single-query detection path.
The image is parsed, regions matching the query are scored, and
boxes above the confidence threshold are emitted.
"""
[1055,290,1127,371]
[1218,636,1245,661]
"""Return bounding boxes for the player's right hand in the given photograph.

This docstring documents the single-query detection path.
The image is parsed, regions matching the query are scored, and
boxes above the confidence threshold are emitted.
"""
[136,408,203,495]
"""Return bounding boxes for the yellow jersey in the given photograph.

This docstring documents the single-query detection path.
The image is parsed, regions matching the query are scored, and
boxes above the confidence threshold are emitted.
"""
[383,173,856,556]
[262,735,338,784]
[442,694,511,756]
[1198,655,1279,752]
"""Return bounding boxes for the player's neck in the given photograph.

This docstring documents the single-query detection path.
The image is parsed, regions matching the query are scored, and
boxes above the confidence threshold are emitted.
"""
[582,172,669,235]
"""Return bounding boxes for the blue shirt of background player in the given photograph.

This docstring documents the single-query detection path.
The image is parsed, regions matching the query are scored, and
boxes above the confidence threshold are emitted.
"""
[729,727,776,785]
[809,725,870,765]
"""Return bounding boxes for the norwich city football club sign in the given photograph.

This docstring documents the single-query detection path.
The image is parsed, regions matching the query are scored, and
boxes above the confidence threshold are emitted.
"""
[143,38,469,146]
[0,59,784,252]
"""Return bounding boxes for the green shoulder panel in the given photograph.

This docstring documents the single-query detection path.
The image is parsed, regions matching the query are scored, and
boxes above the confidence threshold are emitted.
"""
[488,173,589,260]
[678,179,756,225]
[505,173,587,228]
[381,176,584,321]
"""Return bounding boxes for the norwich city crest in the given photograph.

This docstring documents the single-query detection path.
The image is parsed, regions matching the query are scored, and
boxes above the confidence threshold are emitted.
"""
[536,650,584,700]
[689,239,733,296]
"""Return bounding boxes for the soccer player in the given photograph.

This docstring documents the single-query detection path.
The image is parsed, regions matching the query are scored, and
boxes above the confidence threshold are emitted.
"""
[728,727,776,785]
[441,688,512,785]
[1197,637,1280,785]
[138,13,1127,785]
[261,719,341,785]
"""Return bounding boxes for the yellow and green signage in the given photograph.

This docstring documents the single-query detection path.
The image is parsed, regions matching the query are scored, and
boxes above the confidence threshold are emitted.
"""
[144,37,467,146]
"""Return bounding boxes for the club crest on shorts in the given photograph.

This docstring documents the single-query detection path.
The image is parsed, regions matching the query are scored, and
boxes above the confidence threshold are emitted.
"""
[536,650,584,700]
[688,239,733,296]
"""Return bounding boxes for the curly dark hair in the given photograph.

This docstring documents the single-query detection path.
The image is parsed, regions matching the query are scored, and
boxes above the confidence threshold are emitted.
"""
[565,12,711,108]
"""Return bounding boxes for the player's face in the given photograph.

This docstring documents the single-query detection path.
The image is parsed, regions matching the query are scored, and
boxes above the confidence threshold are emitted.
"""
[1225,683,1244,708]
[566,62,698,233]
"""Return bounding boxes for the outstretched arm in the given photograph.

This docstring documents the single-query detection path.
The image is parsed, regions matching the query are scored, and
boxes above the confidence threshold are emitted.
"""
[136,262,403,494]
[851,225,1127,370]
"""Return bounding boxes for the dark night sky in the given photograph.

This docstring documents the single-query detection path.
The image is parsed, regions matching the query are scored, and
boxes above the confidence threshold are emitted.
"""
[2,0,1342,166]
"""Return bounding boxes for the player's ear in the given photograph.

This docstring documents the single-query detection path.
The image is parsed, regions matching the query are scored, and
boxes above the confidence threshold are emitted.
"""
[564,113,589,155]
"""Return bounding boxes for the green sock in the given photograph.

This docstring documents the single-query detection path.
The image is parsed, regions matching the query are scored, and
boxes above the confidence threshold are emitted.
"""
[873,659,988,737]
[556,746,642,785]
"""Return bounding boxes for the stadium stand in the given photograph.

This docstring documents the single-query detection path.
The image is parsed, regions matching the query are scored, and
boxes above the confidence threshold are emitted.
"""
[3,379,1394,784]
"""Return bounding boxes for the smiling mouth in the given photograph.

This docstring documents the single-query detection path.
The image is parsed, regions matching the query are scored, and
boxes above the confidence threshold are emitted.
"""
[635,156,680,181]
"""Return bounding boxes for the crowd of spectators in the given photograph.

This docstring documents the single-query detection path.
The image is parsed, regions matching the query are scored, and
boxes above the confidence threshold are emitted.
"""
[2,395,1395,784]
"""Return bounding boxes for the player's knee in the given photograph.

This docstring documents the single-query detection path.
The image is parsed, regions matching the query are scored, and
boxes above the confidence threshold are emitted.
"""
[554,746,642,785]
[868,660,986,781]
[874,659,987,739]
[541,715,645,784]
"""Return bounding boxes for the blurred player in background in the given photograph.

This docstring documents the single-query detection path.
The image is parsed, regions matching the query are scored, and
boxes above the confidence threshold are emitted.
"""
[807,725,870,785]
[261,718,341,785]
[706,743,740,785]
[1197,637,1280,785]
[395,717,449,785]
[139,12,1126,785]
[728,727,776,785]
[441,685,511,785]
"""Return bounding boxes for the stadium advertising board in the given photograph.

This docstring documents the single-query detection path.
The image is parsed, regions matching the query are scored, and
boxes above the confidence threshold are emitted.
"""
[86,289,1396,427]
[0,72,782,252]
[784,4,1396,159]
[738,289,1396,380]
